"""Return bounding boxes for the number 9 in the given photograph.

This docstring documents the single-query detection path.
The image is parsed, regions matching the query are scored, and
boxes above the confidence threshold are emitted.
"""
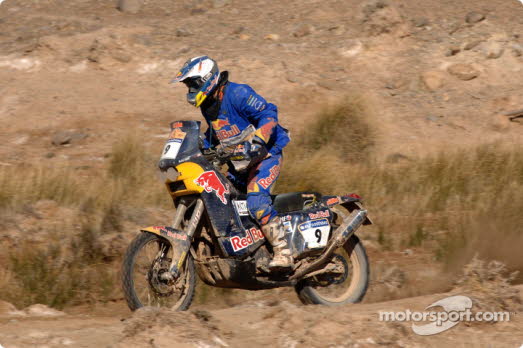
[315,229,322,243]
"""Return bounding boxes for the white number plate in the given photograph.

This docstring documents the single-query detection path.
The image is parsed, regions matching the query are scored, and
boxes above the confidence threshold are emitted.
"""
[160,139,183,159]
[298,218,330,249]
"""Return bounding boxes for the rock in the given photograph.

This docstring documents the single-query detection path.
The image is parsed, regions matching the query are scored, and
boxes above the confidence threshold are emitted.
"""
[52,131,72,145]
[447,63,479,81]
[111,50,132,63]
[421,71,445,91]
[231,26,245,35]
[176,28,192,37]
[24,304,65,317]
[340,39,363,58]
[45,152,55,158]
[463,39,484,50]
[444,45,460,56]
[386,153,410,163]
[0,301,26,317]
[412,17,429,27]
[116,0,143,14]
[292,24,313,38]
[483,42,504,59]
[465,11,485,24]
[511,43,523,57]
[238,34,250,40]
[264,34,280,41]
[51,130,88,146]
[212,0,230,8]
[359,0,406,36]
[328,25,346,35]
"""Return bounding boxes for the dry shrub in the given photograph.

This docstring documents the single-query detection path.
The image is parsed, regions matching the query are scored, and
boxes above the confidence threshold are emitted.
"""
[279,101,523,283]
[0,134,169,308]
[453,256,521,313]
[0,234,116,309]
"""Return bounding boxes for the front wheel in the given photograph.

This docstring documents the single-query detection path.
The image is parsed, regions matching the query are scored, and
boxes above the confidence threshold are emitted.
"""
[295,234,369,305]
[121,232,196,311]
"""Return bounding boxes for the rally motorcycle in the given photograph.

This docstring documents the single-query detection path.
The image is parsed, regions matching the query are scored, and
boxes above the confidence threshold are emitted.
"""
[121,120,372,310]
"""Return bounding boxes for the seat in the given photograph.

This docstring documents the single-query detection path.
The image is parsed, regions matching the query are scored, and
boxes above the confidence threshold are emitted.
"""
[272,192,322,214]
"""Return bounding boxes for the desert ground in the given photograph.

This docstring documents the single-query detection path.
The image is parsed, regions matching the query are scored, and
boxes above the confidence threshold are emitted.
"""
[0,0,522,347]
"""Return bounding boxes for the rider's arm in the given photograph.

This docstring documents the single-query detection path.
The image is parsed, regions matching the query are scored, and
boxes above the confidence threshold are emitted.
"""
[237,86,278,145]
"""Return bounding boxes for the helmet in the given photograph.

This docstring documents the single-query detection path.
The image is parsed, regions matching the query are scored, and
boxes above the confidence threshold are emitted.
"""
[171,56,220,108]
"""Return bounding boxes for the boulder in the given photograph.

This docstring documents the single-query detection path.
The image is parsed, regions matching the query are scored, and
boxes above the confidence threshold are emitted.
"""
[511,43,523,57]
[465,11,485,24]
[176,28,192,37]
[447,63,480,81]
[292,24,313,38]
[340,39,363,58]
[51,130,88,146]
[116,0,143,14]
[483,42,504,59]
[24,304,65,317]
[0,300,25,317]
[264,34,280,41]
[421,71,445,91]
[463,39,484,50]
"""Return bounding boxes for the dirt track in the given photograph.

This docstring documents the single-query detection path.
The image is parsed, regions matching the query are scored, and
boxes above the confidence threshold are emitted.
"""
[1,286,521,348]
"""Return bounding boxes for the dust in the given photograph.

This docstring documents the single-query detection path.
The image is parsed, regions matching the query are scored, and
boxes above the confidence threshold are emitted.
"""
[453,256,522,313]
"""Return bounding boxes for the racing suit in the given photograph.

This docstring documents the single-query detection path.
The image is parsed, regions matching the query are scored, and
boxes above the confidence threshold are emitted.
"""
[201,72,290,226]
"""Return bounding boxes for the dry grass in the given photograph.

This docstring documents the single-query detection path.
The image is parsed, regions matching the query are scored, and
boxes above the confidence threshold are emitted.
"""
[0,135,168,308]
[1,106,521,309]
[279,101,523,280]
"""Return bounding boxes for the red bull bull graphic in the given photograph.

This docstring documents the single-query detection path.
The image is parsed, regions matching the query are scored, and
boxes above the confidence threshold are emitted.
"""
[194,171,230,204]
[212,118,230,130]
[230,227,265,252]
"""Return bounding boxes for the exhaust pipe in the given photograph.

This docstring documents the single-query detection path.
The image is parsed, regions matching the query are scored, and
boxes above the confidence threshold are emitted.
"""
[290,209,367,280]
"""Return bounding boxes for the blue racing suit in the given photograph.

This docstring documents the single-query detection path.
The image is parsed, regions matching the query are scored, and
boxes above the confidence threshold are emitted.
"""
[201,79,290,225]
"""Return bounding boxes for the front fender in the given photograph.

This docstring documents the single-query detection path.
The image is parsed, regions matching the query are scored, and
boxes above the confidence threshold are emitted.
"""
[141,226,192,277]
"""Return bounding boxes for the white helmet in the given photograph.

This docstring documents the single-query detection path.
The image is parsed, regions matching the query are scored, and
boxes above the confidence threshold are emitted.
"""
[171,56,220,107]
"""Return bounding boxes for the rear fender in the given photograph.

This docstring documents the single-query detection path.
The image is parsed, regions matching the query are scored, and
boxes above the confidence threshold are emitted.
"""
[322,195,373,225]
[141,226,192,277]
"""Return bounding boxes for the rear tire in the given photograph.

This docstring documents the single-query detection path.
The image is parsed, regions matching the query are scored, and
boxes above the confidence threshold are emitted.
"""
[121,232,196,311]
[295,234,369,305]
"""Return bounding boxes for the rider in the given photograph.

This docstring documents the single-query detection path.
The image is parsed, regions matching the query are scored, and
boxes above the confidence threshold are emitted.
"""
[171,56,292,268]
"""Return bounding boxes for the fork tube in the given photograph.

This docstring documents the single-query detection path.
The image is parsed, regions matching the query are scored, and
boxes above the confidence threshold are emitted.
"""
[185,199,204,238]
[172,203,187,229]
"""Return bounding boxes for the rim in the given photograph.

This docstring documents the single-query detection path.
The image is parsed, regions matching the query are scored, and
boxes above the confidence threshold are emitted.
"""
[306,206,362,303]
[131,237,191,309]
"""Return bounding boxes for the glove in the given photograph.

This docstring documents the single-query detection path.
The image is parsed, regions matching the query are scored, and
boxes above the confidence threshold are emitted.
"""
[230,136,268,169]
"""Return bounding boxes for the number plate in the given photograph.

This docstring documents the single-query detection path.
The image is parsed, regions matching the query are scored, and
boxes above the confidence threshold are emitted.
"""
[161,139,183,159]
[298,218,330,249]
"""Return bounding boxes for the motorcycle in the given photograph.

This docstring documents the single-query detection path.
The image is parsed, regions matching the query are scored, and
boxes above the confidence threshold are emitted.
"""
[121,120,372,310]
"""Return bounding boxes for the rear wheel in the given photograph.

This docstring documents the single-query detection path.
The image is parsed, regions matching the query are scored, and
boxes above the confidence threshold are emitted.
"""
[295,206,369,305]
[121,232,195,311]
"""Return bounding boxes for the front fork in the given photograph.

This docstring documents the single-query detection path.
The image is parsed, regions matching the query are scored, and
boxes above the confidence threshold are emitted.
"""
[162,198,205,280]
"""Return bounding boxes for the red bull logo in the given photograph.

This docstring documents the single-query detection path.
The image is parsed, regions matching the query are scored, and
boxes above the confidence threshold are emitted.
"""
[194,171,230,204]
[258,164,281,189]
[308,210,330,219]
[230,227,265,252]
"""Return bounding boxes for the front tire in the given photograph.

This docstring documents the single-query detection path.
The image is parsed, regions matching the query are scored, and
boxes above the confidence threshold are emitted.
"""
[295,234,369,305]
[121,232,196,311]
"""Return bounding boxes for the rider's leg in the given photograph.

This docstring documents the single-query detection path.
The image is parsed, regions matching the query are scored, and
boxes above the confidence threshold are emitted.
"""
[246,154,293,268]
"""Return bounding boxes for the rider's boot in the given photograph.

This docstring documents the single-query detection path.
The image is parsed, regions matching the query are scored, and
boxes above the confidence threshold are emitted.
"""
[261,217,294,269]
